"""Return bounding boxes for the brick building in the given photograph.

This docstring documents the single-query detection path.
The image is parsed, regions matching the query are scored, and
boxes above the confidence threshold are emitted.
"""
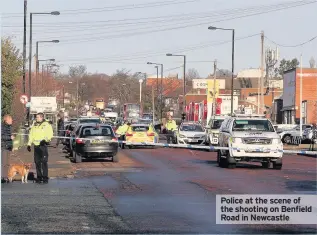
[282,68,317,124]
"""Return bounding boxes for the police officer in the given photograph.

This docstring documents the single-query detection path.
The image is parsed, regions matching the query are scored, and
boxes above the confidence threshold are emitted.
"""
[27,112,53,184]
[116,120,131,149]
[166,115,177,144]
[1,115,14,183]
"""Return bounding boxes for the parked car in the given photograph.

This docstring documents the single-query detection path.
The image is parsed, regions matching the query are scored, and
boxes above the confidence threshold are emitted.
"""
[70,123,119,163]
[175,122,207,145]
[279,124,313,143]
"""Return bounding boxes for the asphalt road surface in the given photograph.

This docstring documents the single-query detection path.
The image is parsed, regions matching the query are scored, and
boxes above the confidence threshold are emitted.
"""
[2,148,317,234]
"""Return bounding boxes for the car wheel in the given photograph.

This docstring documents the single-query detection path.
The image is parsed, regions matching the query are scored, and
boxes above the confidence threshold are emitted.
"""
[217,151,221,167]
[282,135,291,144]
[73,151,82,163]
[112,154,119,163]
[261,162,270,168]
[224,151,236,169]
[273,162,282,170]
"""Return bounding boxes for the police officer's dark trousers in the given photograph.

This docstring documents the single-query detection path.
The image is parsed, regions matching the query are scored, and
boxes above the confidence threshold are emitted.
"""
[34,145,49,180]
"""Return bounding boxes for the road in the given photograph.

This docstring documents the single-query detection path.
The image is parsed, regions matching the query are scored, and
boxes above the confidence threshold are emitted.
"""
[2,147,317,234]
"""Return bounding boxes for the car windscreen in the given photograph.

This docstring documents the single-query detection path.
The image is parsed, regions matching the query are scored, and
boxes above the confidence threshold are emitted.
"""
[79,119,101,124]
[131,126,149,132]
[211,119,224,129]
[80,126,113,137]
[232,119,275,132]
[180,124,204,132]
[138,119,152,124]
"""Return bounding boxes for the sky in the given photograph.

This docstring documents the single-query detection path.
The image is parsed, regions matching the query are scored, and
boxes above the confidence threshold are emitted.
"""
[1,0,317,78]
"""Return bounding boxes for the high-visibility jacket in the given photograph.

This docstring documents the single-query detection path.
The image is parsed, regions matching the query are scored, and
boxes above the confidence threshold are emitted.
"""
[166,120,177,131]
[115,124,130,135]
[27,121,53,146]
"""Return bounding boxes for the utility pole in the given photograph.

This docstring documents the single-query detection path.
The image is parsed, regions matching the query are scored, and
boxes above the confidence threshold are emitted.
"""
[28,13,33,98]
[260,31,265,114]
[212,60,217,120]
[23,0,27,94]
[160,65,163,121]
[300,54,303,139]
[152,86,155,124]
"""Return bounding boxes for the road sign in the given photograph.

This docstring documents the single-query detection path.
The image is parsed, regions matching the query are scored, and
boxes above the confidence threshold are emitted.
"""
[20,95,28,104]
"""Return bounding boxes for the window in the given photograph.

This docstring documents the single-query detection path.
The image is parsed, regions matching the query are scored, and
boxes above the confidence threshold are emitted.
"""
[211,119,225,129]
[132,126,149,132]
[79,119,101,124]
[127,104,140,112]
[232,119,275,132]
[180,124,204,132]
[81,126,113,137]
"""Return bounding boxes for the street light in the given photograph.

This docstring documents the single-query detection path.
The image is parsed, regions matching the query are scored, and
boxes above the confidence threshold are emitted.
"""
[36,40,59,79]
[147,62,164,120]
[166,53,186,113]
[136,72,147,105]
[29,11,60,98]
[208,25,235,115]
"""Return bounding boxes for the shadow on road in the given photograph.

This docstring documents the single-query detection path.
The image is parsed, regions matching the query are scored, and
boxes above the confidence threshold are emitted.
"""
[285,180,317,192]
[190,159,218,165]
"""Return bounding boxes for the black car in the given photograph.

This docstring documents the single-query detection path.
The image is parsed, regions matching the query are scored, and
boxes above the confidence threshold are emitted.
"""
[63,123,76,151]
[70,123,119,163]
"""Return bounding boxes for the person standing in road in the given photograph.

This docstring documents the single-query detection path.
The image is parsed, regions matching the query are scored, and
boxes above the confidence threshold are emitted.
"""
[165,115,177,144]
[27,112,53,184]
[115,120,131,149]
[1,115,14,183]
[56,113,65,148]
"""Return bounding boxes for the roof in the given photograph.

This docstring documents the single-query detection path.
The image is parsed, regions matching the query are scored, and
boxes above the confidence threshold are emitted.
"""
[146,78,183,97]
[181,122,202,125]
[131,123,150,127]
[80,123,112,127]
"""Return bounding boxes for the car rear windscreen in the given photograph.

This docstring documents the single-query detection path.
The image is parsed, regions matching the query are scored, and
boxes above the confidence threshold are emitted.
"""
[79,119,101,124]
[81,126,113,137]
[180,124,204,132]
[132,126,149,132]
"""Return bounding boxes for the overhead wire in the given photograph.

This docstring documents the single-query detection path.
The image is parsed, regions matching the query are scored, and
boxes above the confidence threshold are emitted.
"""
[54,34,259,64]
[265,35,317,48]
[8,0,310,47]
[1,0,200,18]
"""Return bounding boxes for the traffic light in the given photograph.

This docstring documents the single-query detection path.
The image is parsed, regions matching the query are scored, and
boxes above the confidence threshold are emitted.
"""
[181,113,186,121]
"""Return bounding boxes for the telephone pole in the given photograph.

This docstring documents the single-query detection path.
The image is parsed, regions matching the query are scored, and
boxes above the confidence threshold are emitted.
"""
[23,0,27,94]
[212,60,217,120]
[260,31,265,114]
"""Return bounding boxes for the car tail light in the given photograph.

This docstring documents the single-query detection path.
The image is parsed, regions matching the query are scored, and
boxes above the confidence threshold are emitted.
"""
[147,132,155,136]
[66,130,70,135]
[76,138,85,144]
[126,133,133,137]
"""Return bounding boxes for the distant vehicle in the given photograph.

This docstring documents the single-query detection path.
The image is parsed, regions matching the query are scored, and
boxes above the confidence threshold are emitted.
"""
[279,124,313,143]
[121,103,141,120]
[70,123,119,163]
[95,98,105,110]
[104,112,118,123]
[206,115,228,146]
[142,113,153,120]
[125,123,159,148]
[175,122,207,145]
[63,123,76,151]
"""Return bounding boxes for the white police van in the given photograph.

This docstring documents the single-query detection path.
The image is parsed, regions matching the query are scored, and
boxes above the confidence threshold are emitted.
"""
[218,114,283,169]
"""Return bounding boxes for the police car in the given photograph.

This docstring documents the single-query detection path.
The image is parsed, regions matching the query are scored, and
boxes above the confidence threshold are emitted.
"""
[218,114,283,169]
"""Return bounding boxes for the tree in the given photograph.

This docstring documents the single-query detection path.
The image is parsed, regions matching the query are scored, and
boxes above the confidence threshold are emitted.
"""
[309,57,316,68]
[1,37,23,116]
[274,58,299,77]
[216,69,232,77]
[186,68,200,80]
[68,65,87,78]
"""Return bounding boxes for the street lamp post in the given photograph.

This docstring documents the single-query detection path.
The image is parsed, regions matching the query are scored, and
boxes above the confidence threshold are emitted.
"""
[208,26,235,115]
[28,11,60,99]
[147,62,163,120]
[166,54,186,113]
[36,40,59,79]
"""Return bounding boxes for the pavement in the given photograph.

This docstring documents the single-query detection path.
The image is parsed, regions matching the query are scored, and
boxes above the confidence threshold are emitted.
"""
[2,145,317,234]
